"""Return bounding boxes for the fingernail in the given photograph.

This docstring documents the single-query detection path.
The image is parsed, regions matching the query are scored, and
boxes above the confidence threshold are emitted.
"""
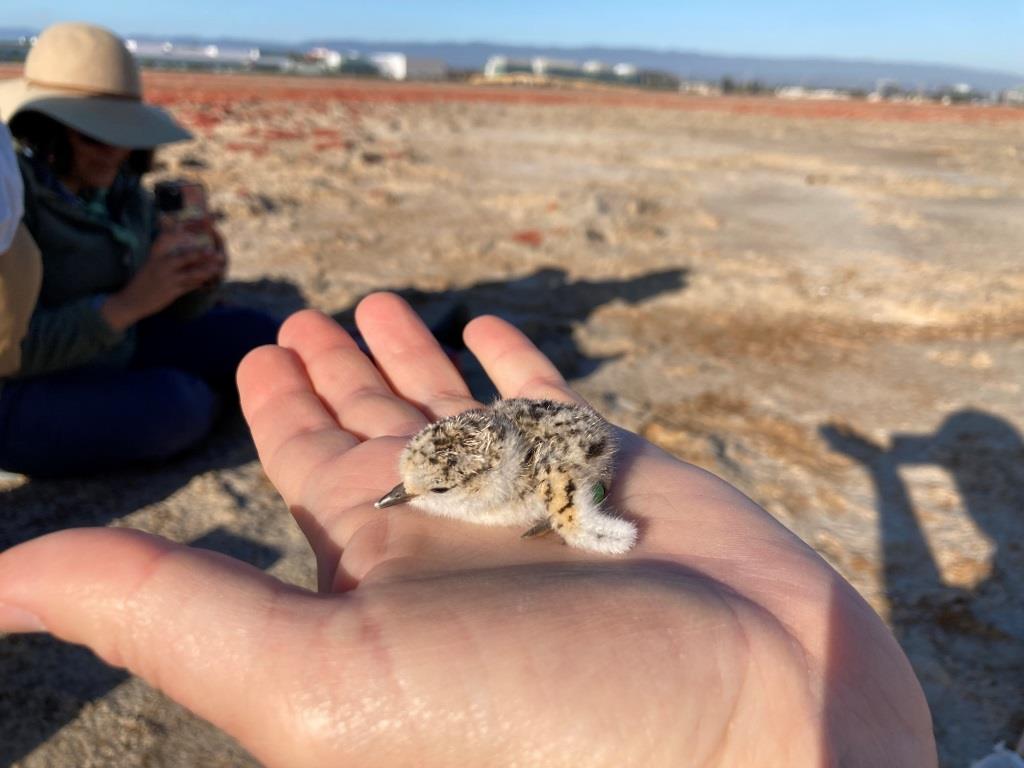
[0,603,46,633]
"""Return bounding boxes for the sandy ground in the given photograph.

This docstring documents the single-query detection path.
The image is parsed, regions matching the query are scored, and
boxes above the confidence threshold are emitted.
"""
[2,70,1023,767]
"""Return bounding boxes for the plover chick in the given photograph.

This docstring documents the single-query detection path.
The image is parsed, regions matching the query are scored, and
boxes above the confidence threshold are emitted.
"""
[375,399,637,555]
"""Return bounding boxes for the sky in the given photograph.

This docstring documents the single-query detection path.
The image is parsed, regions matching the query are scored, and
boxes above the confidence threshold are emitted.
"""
[8,1,1024,74]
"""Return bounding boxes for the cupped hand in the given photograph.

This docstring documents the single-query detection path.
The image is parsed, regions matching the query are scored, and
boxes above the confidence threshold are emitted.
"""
[0,293,936,767]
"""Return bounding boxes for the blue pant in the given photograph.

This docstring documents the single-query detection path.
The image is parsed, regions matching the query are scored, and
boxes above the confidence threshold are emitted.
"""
[0,305,279,477]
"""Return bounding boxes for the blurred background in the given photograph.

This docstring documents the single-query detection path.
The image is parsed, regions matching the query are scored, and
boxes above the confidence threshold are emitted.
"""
[1,3,1022,766]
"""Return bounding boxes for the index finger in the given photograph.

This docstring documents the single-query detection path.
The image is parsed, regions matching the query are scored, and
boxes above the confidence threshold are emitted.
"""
[279,308,429,440]
[238,341,358,507]
[463,315,585,405]
[356,293,479,420]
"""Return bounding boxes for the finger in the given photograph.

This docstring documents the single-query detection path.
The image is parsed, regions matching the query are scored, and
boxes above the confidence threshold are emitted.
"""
[463,315,584,404]
[178,262,222,288]
[161,249,207,274]
[238,342,357,506]
[278,309,428,439]
[156,213,181,233]
[0,528,334,767]
[175,245,218,263]
[356,292,478,419]
[240,342,408,589]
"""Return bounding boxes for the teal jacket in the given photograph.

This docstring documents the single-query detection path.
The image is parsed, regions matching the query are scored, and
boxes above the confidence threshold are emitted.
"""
[12,153,215,379]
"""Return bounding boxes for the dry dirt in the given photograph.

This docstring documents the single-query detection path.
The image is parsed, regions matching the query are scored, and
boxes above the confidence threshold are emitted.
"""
[2,69,1023,767]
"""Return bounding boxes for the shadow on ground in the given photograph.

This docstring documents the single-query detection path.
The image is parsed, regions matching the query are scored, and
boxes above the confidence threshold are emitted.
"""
[232,265,691,396]
[0,419,284,766]
[339,265,690,398]
[821,409,1024,763]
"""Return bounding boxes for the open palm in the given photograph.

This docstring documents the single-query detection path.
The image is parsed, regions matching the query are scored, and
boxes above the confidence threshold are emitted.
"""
[0,293,935,767]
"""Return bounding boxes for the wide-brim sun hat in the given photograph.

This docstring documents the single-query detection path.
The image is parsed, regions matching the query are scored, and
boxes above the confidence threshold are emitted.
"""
[0,22,191,149]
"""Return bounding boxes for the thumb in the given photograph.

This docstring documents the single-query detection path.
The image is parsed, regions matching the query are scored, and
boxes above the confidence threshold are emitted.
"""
[0,528,332,766]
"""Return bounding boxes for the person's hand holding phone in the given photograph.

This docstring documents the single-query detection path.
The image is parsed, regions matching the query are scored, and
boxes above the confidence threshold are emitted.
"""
[154,180,227,290]
[195,214,228,286]
[99,219,223,331]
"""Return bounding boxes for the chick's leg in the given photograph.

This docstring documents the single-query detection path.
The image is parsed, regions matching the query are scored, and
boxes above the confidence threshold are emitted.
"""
[526,468,636,555]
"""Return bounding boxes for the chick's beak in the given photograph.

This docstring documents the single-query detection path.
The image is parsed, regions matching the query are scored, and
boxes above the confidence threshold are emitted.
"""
[375,482,415,509]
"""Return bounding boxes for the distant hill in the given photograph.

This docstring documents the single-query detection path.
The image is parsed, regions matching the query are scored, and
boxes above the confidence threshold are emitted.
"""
[0,27,34,40]
[2,27,1021,92]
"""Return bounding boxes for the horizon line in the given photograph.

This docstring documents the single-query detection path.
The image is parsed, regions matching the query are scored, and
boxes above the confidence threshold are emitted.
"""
[3,24,1021,78]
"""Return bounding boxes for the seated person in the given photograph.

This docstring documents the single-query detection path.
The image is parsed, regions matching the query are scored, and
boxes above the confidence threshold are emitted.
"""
[0,22,279,476]
[0,122,40,380]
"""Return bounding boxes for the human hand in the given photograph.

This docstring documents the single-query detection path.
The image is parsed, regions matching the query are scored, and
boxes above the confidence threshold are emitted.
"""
[100,221,224,331]
[195,215,228,287]
[0,293,936,767]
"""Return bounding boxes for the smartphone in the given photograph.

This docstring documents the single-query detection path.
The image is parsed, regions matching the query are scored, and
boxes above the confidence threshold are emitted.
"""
[154,179,214,251]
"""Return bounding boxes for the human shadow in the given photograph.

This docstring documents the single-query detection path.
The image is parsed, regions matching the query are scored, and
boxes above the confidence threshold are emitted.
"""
[224,266,687,399]
[820,410,1024,762]
[335,265,690,398]
[220,276,311,317]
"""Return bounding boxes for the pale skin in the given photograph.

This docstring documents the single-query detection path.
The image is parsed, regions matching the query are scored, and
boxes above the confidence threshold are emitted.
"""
[0,293,937,767]
[61,128,227,332]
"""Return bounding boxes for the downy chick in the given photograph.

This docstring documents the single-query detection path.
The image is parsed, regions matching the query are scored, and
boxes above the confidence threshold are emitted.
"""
[375,399,637,555]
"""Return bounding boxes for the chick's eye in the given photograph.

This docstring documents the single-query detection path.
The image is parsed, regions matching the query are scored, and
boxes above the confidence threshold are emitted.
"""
[431,487,450,494]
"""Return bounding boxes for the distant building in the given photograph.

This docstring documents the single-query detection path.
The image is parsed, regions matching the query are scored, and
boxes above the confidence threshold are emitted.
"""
[1005,87,1024,105]
[126,39,260,67]
[484,54,638,83]
[776,86,851,101]
[484,56,533,77]
[250,54,293,72]
[582,60,640,83]
[531,57,580,78]
[679,80,721,96]
[307,47,343,70]
[370,52,406,80]
[612,63,638,79]
[370,52,447,81]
